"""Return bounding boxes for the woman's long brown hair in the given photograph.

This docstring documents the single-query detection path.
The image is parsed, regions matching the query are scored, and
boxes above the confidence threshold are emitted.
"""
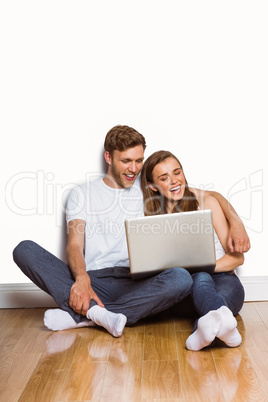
[140,150,199,215]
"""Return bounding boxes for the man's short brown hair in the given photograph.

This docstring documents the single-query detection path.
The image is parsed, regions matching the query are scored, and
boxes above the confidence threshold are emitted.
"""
[104,125,146,155]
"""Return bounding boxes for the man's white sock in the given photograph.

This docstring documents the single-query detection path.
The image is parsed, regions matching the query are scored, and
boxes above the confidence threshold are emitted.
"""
[86,305,127,337]
[186,310,221,351]
[217,306,242,347]
[44,309,95,331]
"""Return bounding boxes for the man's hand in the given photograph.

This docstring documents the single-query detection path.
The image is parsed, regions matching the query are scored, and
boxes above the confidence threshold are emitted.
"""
[199,189,251,254]
[227,222,251,253]
[69,274,104,316]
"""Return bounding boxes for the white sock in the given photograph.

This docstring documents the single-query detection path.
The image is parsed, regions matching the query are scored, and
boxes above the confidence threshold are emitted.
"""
[217,306,242,347]
[86,305,127,338]
[186,310,221,351]
[44,309,95,331]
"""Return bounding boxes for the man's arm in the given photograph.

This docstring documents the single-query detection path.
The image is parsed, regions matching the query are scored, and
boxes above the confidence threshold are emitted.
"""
[66,219,104,316]
[204,196,244,272]
[201,189,250,253]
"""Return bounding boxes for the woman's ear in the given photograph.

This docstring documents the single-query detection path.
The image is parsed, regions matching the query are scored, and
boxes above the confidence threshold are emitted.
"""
[148,182,158,192]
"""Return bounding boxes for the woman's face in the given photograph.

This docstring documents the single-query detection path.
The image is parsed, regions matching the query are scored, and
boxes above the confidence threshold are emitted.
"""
[151,157,186,211]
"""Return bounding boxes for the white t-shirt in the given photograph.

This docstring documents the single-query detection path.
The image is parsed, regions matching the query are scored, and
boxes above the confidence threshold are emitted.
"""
[214,230,226,260]
[66,176,143,271]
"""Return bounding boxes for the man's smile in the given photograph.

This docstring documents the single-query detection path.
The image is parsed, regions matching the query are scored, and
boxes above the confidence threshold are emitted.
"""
[123,173,136,182]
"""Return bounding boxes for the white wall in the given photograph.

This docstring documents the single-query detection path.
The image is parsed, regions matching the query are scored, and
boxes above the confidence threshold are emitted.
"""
[1,0,267,284]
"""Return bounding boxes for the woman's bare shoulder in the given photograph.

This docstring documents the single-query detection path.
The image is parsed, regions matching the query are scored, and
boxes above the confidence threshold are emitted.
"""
[189,187,217,209]
[203,194,220,210]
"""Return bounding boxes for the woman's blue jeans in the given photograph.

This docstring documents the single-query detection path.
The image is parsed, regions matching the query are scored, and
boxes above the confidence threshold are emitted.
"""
[171,271,245,332]
[13,240,193,326]
[191,271,245,317]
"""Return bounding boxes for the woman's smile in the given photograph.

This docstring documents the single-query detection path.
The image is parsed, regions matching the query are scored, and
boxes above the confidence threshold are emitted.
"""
[151,157,186,202]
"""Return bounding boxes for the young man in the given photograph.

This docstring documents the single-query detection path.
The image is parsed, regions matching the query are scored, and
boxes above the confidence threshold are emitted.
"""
[13,125,250,337]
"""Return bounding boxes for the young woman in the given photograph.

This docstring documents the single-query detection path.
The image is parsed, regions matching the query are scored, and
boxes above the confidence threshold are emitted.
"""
[140,150,245,351]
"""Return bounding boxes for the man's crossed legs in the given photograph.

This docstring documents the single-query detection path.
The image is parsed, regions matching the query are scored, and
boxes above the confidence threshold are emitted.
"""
[13,240,193,337]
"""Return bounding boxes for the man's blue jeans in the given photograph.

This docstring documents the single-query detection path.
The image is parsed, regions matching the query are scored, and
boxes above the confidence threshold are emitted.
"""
[13,240,193,326]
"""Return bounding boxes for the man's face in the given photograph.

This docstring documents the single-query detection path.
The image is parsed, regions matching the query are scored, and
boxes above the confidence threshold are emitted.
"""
[105,145,144,189]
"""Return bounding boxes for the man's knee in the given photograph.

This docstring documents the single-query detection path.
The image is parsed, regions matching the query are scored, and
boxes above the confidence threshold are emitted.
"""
[13,240,37,265]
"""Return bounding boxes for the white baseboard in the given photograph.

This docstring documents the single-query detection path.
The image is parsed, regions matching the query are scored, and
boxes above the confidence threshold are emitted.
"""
[239,276,268,302]
[0,283,58,308]
[0,276,267,309]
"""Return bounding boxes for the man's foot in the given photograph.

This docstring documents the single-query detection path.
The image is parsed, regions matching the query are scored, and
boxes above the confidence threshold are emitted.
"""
[186,310,221,351]
[86,305,127,337]
[44,309,95,331]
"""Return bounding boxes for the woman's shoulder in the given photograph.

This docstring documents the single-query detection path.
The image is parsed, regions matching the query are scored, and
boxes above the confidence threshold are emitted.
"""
[203,194,220,210]
[189,188,218,210]
[189,187,202,201]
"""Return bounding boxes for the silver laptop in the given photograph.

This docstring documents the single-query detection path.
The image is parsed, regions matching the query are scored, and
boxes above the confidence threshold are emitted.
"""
[125,210,216,278]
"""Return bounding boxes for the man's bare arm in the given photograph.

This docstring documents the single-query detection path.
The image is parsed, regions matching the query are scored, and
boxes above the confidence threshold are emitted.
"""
[193,188,250,253]
[66,219,104,316]
[207,190,250,253]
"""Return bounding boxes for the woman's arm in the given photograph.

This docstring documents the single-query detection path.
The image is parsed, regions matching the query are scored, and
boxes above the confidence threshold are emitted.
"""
[192,187,250,253]
[204,196,245,273]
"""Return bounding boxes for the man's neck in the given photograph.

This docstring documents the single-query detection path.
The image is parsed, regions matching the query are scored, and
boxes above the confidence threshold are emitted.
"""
[103,176,121,189]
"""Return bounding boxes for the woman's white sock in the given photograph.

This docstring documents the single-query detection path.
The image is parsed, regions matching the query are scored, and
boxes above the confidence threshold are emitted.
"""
[186,310,221,351]
[44,309,95,331]
[86,305,127,337]
[217,306,242,347]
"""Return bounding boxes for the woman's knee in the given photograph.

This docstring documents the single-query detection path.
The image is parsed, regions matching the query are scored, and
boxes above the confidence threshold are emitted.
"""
[192,272,213,286]
[217,275,245,315]
[165,267,193,294]
[191,272,215,296]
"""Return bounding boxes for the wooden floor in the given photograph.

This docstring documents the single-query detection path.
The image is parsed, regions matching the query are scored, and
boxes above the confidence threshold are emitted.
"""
[1,302,268,401]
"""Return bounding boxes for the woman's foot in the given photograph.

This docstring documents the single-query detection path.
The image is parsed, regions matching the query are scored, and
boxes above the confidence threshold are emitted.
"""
[186,310,221,351]
[217,306,242,347]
